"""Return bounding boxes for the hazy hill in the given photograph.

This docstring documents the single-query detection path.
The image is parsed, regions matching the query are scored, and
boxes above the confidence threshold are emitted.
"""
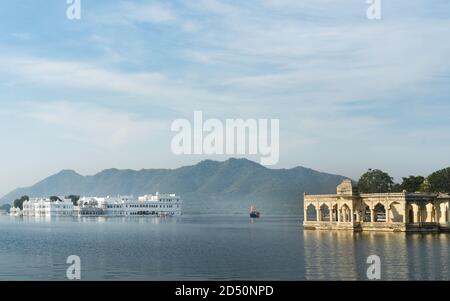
[0,158,346,215]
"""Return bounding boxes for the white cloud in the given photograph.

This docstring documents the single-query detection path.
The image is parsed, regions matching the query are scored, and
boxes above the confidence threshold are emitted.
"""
[91,1,200,33]
[26,101,167,147]
[122,2,176,23]
[1,0,450,195]
[0,57,223,111]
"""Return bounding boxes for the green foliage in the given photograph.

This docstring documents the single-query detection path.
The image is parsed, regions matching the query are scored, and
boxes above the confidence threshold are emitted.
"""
[419,179,431,192]
[12,195,29,210]
[358,169,394,193]
[399,176,425,193]
[49,196,62,202]
[427,167,450,193]
[391,183,402,193]
[66,195,80,206]
[358,168,449,194]
[0,204,11,212]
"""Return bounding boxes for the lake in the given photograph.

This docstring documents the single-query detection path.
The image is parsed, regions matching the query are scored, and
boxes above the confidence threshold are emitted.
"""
[0,214,449,280]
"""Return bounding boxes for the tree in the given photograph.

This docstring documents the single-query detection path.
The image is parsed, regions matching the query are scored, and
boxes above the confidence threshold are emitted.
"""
[49,196,62,202]
[358,169,394,193]
[427,167,450,193]
[399,176,425,193]
[391,183,402,193]
[419,179,431,193]
[13,195,29,210]
[66,195,80,206]
[0,204,11,212]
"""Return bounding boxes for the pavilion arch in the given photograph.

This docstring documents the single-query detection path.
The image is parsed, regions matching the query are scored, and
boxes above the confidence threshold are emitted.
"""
[331,204,338,222]
[406,203,415,224]
[424,203,438,223]
[428,203,438,222]
[418,203,427,223]
[432,206,437,222]
[320,204,330,221]
[340,201,351,209]
[374,203,386,222]
[340,204,351,222]
[362,203,371,222]
[439,202,449,223]
[389,201,403,222]
[306,204,317,221]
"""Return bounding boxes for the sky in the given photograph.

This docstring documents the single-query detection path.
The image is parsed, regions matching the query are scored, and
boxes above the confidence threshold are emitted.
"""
[0,0,450,196]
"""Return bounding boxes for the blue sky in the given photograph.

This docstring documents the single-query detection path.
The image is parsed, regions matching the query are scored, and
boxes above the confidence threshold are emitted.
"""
[0,0,450,195]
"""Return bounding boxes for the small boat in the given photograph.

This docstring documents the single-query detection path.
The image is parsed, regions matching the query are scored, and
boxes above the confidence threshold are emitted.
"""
[249,205,260,218]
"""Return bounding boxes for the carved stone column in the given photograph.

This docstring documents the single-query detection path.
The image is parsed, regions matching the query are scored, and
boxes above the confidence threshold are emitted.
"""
[411,205,417,223]
[402,205,407,223]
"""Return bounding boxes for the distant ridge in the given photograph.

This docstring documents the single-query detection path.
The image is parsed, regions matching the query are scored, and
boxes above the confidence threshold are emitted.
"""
[0,158,347,215]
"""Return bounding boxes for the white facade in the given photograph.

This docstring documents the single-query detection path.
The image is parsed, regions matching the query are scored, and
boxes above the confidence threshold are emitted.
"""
[11,193,182,217]
[77,193,182,217]
[9,207,22,216]
[22,198,74,217]
[102,193,182,216]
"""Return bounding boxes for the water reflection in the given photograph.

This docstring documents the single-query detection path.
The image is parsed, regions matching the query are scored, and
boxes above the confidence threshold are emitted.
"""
[405,233,450,280]
[14,215,179,225]
[303,230,450,280]
[2,214,450,280]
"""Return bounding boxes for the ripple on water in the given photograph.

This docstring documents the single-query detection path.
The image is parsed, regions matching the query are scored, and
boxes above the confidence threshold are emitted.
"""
[0,215,449,280]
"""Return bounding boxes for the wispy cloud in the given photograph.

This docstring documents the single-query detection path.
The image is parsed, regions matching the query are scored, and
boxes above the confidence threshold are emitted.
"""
[0,57,218,111]
[122,2,176,23]
[1,0,450,194]
[26,101,167,147]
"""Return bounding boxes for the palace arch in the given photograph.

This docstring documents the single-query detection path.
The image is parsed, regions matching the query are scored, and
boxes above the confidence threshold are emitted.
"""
[306,204,317,222]
[320,204,330,222]
[363,204,371,222]
[374,203,386,222]
[388,201,403,223]
[340,204,351,222]
[331,204,338,222]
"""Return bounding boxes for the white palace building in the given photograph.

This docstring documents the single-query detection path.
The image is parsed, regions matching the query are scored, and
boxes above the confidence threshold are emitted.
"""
[76,193,182,217]
[22,198,74,217]
[12,193,182,217]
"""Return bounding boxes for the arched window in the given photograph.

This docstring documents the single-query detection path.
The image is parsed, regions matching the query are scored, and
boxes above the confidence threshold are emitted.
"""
[431,206,436,223]
[341,204,351,222]
[320,204,330,221]
[374,203,386,222]
[363,205,371,222]
[408,208,414,223]
[331,204,338,222]
[389,202,403,222]
[306,204,317,221]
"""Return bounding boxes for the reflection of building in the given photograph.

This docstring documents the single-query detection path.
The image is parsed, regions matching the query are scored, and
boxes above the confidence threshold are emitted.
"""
[303,179,450,232]
[303,230,358,280]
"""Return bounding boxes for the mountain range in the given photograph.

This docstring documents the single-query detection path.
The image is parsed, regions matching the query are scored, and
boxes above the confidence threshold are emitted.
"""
[0,158,347,215]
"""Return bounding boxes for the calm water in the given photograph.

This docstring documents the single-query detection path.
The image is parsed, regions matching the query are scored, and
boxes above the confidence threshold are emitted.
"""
[0,214,450,280]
